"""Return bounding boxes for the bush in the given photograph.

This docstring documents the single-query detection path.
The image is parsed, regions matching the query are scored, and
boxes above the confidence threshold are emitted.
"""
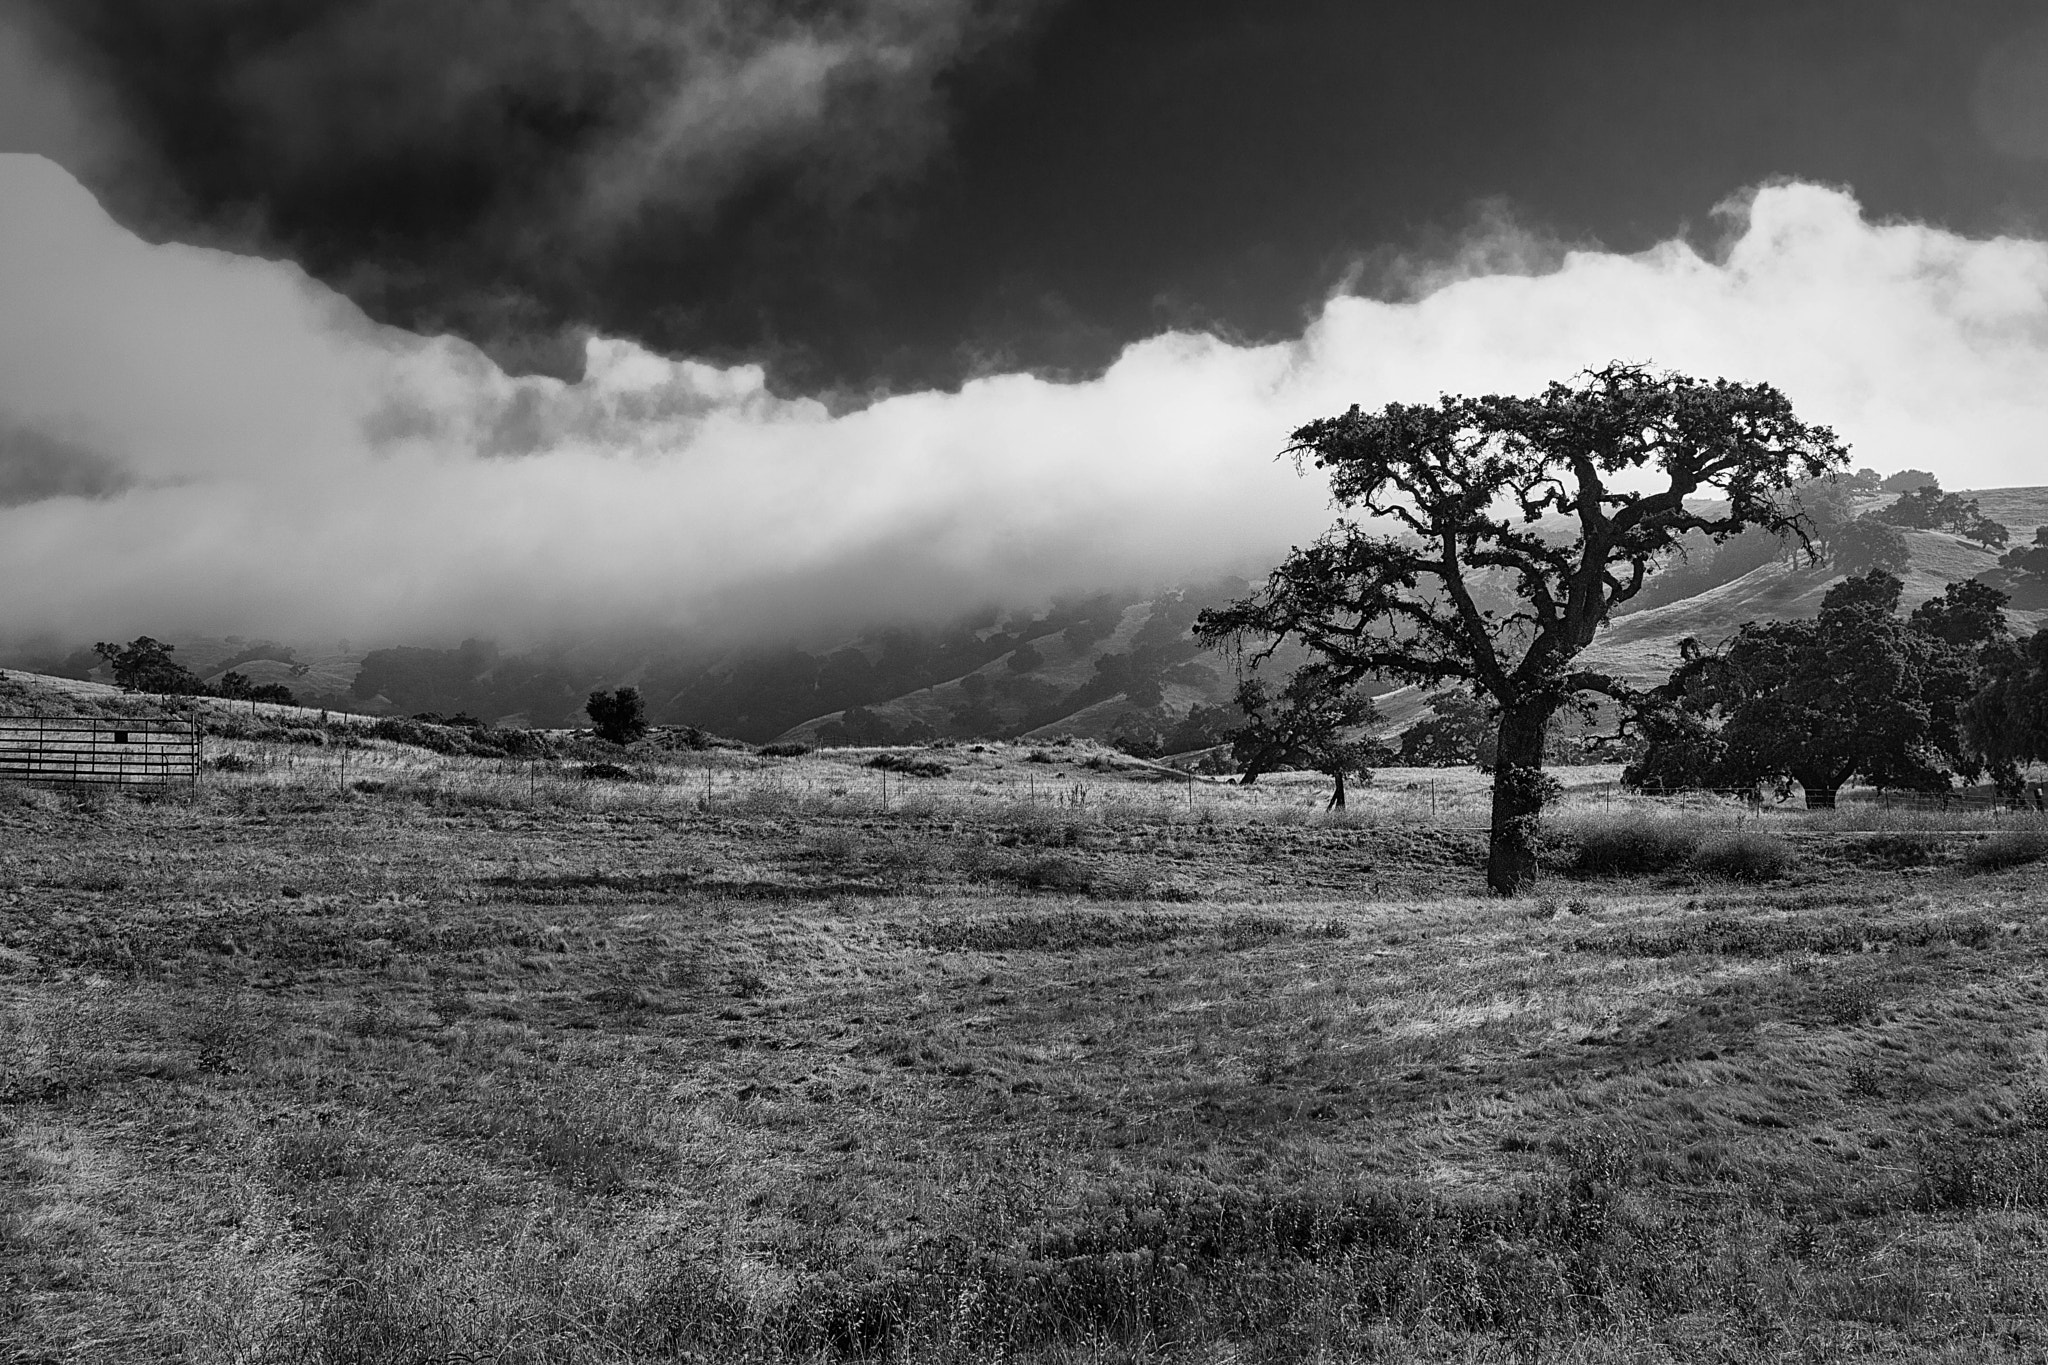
[1557,814,1702,875]
[579,762,636,782]
[1690,831,1795,881]
[211,754,253,772]
[367,715,470,755]
[1966,830,2048,872]
[1016,853,1094,893]
[867,753,950,778]
[586,687,648,746]
[1856,831,1939,868]
[757,742,811,758]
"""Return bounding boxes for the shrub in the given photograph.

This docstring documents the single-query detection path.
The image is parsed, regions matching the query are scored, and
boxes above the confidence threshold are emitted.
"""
[212,754,253,772]
[1557,814,1702,875]
[1966,830,2048,872]
[757,741,810,758]
[579,762,636,782]
[1015,853,1094,893]
[866,753,949,778]
[586,686,648,746]
[367,716,469,755]
[1691,831,1796,881]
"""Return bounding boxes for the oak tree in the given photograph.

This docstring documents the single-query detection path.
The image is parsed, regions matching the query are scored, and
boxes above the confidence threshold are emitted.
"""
[1196,363,1846,893]
[1630,573,2006,807]
[1228,665,1383,809]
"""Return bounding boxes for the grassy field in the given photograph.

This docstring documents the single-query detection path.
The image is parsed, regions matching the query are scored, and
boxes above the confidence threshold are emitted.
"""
[3,704,2048,1361]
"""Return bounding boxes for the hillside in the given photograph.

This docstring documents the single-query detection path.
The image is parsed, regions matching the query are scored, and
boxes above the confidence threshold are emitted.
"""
[10,485,2045,746]
[791,496,2048,747]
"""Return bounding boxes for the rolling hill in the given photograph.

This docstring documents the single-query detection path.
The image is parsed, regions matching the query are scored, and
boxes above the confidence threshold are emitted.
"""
[779,486,2048,748]
[10,486,2045,749]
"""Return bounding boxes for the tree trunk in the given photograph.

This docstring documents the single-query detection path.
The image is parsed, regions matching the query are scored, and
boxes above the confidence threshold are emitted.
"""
[1793,769,1841,809]
[1327,768,1346,811]
[1486,705,1553,896]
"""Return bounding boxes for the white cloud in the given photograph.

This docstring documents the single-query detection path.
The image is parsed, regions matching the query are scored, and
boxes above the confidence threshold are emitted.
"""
[2,156,2047,647]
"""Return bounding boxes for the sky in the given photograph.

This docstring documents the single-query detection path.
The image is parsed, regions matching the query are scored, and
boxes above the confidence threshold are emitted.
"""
[3,1,2048,650]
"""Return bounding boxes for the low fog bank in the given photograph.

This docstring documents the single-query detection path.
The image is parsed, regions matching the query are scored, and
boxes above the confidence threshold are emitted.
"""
[3,156,2048,660]
[9,576,1269,745]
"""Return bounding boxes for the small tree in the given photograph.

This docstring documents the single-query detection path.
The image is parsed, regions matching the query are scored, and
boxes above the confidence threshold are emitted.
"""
[586,686,648,745]
[1397,688,1498,767]
[216,671,298,706]
[1229,666,1383,808]
[1831,516,1910,576]
[93,637,208,696]
[1965,630,2048,794]
[1873,480,1981,534]
[1879,468,1938,493]
[1994,527,2048,583]
[1964,518,2010,551]
[1197,363,1845,892]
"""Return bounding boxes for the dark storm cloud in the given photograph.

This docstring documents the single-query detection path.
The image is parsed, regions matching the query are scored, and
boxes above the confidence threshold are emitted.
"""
[0,422,133,507]
[16,1,2048,398]
[19,0,1049,380]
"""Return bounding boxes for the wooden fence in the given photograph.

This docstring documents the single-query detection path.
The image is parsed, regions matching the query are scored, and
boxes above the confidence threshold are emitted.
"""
[0,714,200,786]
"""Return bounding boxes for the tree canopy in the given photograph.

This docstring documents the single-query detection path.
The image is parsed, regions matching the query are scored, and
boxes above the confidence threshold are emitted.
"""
[1626,573,2006,807]
[1228,666,1384,808]
[586,686,648,746]
[1197,363,1847,892]
[94,637,208,695]
[1830,515,1910,577]
[1963,630,2048,790]
[1397,688,1498,768]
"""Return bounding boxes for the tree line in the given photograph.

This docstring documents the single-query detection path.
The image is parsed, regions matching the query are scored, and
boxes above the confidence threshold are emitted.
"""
[92,637,300,706]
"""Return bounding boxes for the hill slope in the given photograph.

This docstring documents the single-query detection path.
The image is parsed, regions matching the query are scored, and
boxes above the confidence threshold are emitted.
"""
[10,487,2044,744]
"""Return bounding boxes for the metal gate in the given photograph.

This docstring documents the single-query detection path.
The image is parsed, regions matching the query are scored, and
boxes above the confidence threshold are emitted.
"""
[0,714,200,786]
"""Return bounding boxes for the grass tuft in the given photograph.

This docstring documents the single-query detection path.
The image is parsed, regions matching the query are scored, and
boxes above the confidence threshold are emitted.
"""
[1552,813,1702,875]
[1965,829,2048,872]
[1690,830,1795,881]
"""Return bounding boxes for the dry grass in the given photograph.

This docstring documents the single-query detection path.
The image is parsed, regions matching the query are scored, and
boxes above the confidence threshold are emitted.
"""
[2,730,2047,1361]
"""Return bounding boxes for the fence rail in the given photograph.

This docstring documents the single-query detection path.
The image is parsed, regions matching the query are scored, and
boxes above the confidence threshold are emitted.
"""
[0,714,199,786]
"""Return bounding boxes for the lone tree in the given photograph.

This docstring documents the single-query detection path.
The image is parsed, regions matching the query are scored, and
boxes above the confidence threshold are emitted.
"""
[94,637,208,696]
[586,686,648,746]
[1196,363,1846,893]
[1228,665,1383,808]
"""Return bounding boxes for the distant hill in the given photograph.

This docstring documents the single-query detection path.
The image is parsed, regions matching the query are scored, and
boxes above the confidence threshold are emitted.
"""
[780,485,2048,747]
[10,486,2044,745]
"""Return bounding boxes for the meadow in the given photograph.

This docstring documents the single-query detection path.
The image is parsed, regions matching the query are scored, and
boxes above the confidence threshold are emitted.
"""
[3,697,2047,1362]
